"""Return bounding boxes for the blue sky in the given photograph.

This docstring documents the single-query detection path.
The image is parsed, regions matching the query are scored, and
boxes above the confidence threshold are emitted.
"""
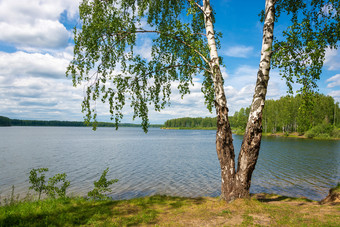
[0,0,339,124]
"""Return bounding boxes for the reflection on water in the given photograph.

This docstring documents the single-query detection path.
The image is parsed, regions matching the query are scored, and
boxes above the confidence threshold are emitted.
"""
[0,127,339,201]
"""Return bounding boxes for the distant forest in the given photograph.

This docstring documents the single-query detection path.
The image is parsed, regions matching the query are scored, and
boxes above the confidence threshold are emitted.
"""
[0,116,162,128]
[164,94,340,138]
[2,94,339,138]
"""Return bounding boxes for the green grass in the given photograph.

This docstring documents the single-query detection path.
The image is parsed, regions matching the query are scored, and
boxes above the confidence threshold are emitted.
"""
[1,194,339,226]
[0,197,158,226]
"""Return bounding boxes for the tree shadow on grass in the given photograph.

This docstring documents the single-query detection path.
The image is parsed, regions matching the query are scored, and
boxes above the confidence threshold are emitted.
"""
[130,195,204,209]
[1,198,156,226]
[252,193,314,204]
[1,195,206,226]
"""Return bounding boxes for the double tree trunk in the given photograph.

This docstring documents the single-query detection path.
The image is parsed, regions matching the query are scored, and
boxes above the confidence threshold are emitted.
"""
[203,0,275,202]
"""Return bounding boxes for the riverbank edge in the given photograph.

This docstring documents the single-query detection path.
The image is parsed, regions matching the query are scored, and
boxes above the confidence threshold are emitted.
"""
[161,127,340,140]
[1,192,339,226]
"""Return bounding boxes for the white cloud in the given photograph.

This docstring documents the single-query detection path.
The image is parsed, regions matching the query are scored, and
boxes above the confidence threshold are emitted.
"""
[222,66,287,114]
[223,45,254,58]
[221,66,229,80]
[0,0,79,22]
[0,76,83,121]
[0,0,79,49]
[325,48,340,70]
[0,20,69,49]
[0,51,69,79]
[0,1,81,122]
[321,3,337,17]
[326,74,340,88]
[222,65,257,113]
[328,90,340,102]
[224,65,257,89]
[135,38,153,61]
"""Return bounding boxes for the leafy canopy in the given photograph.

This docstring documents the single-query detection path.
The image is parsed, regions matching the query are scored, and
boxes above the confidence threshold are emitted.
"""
[67,0,222,131]
[68,0,339,131]
[271,0,340,95]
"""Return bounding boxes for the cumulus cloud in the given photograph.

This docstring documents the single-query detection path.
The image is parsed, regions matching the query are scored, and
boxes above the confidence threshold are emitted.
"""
[222,65,257,113]
[0,76,83,120]
[224,65,257,89]
[222,66,287,114]
[326,74,340,88]
[138,77,213,121]
[135,38,153,61]
[328,90,340,102]
[221,66,229,80]
[0,1,106,122]
[0,0,79,22]
[325,48,340,70]
[0,0,79,50]
[223,45,254,58]
[0,20,69,49]
[0,51,69,79]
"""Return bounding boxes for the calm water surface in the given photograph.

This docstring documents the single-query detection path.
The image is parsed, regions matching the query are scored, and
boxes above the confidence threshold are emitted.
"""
[0,127,339,201]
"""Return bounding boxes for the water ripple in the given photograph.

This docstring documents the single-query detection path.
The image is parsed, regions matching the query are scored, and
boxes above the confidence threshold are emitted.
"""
[0,127,339,201]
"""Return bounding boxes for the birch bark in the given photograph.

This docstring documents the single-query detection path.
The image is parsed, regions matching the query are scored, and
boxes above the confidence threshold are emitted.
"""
[235,0,275,197]
[202,0,236,201]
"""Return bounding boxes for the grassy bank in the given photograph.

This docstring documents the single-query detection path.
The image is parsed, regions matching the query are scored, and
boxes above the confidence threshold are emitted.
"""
[261,132,340,140]
[1,194,339,226]
[163,126,340,140]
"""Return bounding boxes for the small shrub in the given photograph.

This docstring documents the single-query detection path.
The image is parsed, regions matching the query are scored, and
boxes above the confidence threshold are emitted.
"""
[88,167,118,200]
[46,173,70,199]
[29,168,70,200]
[319,133,330,139]
[331,128,340,138]
[29,168,48,200]
[305,130,315,138]
[305,122,335,138]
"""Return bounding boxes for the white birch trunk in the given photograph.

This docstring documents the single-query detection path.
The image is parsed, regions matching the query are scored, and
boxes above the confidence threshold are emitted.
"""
[235,0,275,197]
[202,0,236,201]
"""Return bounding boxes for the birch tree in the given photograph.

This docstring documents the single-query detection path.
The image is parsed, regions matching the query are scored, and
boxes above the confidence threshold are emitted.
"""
[67,0,340,202]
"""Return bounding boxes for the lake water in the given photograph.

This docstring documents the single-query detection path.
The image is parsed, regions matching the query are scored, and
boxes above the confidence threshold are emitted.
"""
[0,127,339,201]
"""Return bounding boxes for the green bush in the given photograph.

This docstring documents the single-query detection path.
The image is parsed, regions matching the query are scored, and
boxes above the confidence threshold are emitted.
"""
[305,123,335,139]
[331,128,340,138]
[305,131,315,138]
[88,168,118,200]
[29,168,70,200]
[46,173,70,199]
[29,168,49,200]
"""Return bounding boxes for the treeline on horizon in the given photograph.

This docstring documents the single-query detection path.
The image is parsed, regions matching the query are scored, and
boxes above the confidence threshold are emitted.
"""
[164,94,340,138]
[0,116,162,128]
